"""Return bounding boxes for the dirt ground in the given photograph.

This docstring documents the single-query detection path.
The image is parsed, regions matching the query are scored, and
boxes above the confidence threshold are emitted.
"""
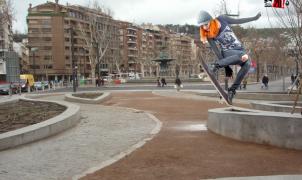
[83,92,302,180]
[72,93,103,99]
[0,100,66,133]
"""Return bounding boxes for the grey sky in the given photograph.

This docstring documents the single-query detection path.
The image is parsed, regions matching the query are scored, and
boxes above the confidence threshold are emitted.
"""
[12,0,281,33]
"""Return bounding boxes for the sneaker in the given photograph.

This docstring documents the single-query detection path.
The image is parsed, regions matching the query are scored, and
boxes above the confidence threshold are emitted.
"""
[227,89,236,104]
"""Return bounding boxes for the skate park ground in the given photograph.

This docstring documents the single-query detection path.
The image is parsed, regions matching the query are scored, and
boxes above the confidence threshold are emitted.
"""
[81,91,302,180]
[1,77,302,180]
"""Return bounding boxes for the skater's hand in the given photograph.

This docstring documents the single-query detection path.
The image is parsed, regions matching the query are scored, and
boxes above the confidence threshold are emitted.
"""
[255,12,261,19]
[241,54,249,62]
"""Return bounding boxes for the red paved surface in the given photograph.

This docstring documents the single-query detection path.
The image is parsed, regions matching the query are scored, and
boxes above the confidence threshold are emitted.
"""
[83,92,302,180]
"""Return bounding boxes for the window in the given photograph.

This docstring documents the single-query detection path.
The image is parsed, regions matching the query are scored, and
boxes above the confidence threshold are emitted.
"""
[43,37,51,41]
[42,28,51,33]
[41,19,51,25]
[29,28,39,33]
[44,46,52,50]
[44,56,52,60]
[44,65,52,69]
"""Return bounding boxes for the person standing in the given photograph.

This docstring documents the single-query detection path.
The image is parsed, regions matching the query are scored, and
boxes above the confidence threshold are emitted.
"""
[198,10,261,104]
[161,77,167,87]
[262,74,269,89]
[291,74,295,85]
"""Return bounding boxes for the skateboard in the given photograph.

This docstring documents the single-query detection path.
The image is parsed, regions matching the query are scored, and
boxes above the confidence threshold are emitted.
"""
[199,56,232,106]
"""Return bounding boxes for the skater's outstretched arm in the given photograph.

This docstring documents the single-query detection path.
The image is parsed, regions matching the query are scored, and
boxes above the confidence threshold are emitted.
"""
[220,12,261,24]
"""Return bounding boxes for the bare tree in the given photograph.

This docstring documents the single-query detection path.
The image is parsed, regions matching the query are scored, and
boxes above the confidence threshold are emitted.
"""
[0,0,13,26]
[78,1,115,85]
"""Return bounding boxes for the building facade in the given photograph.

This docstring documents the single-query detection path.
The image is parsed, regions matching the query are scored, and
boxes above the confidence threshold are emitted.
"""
[27,0,119,81]
[28,1,199,81]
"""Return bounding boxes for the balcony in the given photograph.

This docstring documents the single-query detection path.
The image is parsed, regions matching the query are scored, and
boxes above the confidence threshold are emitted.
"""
[128,54,137,58]
[126,27,137,31]
[128,47,137,51]
[126,34,137,38]
[127,40,137,44]
[128,60,136,64]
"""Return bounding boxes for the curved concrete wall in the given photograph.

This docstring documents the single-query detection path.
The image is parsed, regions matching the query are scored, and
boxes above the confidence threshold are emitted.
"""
[65,92,111,104]
[198,92,302,101]
[251,101,302,113]
[208,107,302,150]
[0,98,80,150]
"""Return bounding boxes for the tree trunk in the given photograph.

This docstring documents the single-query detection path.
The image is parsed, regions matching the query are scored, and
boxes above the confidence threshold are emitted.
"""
[91,64,96,85]
[141,63,145,78]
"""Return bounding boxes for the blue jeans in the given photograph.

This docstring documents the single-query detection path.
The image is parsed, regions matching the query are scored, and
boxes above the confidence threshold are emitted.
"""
[218,49,251,91]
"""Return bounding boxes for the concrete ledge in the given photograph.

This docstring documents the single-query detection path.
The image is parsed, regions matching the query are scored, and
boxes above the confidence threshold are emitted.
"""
[65,92,111,104]
[0,97,80,151]
[197,91,302,101]
[251,101,302,113]
[208,107,302,150]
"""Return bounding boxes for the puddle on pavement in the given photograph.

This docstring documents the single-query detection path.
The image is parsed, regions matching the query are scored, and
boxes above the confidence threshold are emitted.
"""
[173,124,208,132]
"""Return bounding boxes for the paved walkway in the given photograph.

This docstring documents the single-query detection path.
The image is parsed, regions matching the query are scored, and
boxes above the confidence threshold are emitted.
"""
[0,77,301,180]
[0,95,160,180]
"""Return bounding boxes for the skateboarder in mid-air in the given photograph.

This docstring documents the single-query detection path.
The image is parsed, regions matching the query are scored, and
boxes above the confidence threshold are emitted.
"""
[198,10,261,104]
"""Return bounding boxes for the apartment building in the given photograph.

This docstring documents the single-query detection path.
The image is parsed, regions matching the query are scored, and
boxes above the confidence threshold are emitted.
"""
[27,0,119,81]
[117,21,141,73]
[13,38,30,74]
[169,33,197,77]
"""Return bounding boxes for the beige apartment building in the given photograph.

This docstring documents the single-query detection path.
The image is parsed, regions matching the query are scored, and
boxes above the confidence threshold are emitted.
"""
[27,0,119,81]
[28,0,198,81]
[118,22,198,78]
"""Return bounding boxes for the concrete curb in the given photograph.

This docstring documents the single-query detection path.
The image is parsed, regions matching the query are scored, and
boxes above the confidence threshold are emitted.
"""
[208,175,302,179]
[72,108,162,180]
[251,101,302,113]
[196,91,302,101]
[65,91,111,104]
[0,97,81,151]
[208,106,302,150]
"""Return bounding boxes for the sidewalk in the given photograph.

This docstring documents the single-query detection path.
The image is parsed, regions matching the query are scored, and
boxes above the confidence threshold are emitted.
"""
[0,94,159,180]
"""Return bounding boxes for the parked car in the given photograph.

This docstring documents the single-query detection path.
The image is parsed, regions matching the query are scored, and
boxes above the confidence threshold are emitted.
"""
[34,81,49,90]
[0,83,18,95]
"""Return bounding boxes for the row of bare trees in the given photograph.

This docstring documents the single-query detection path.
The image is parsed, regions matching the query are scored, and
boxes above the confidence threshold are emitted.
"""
[271,0,302,73]
[0,0,13,26]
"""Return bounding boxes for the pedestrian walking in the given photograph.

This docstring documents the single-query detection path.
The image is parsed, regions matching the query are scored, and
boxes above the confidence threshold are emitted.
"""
[261,74,269,89]
[157,77,161,87]
[161,77,167,87]
[175,77,182,92]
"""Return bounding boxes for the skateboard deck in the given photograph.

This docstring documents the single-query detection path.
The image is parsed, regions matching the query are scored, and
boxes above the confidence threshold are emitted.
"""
[200,57,232,106]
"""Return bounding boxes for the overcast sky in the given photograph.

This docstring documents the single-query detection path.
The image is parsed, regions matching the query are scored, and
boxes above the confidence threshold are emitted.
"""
[12,0,281,33]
